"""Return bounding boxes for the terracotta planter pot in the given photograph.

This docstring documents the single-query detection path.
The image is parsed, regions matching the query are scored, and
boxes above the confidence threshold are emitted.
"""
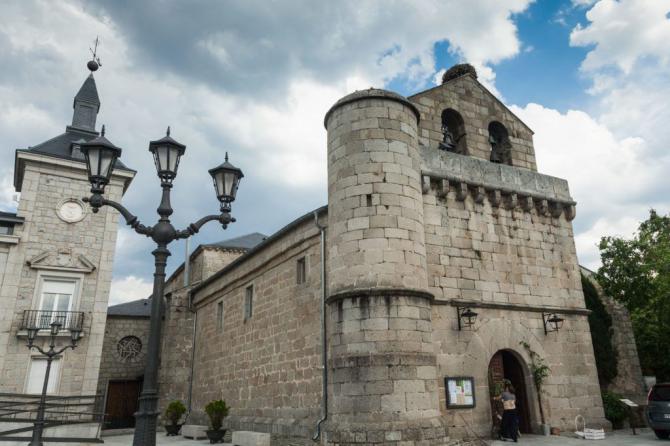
[551,427,561,436]
[206,429,226,444]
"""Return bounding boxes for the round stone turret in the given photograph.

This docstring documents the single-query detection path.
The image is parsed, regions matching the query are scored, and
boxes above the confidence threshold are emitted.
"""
[325,88,428,295]
[324,89,448,445]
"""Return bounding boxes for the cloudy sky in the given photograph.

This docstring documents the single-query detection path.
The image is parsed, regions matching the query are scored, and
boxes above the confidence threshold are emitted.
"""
[1,0,669,305]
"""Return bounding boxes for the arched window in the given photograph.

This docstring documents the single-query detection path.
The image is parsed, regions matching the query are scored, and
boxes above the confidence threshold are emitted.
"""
[439,109,467,155]
[488,121,512,165]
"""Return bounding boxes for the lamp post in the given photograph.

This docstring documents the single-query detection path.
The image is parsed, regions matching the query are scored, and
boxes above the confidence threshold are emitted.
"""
[26,321,83,446]
[80,126,243,446]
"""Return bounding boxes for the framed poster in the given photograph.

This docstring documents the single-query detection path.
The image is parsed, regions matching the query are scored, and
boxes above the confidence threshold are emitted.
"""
[445,376,475,409]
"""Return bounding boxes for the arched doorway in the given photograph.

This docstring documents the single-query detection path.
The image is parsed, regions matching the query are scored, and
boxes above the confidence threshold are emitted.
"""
[488,350,532,434]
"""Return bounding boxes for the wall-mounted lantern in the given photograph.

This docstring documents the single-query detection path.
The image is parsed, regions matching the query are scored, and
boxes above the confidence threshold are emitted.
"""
[542,312,564,335]
[457,307,478,330]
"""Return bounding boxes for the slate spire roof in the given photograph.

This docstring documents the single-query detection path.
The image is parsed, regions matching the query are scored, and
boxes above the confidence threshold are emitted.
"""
[73,74,100,110]
[14,69,133,191]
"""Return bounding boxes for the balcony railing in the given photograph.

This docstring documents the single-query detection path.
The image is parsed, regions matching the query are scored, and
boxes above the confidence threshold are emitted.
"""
[20,310,85,332]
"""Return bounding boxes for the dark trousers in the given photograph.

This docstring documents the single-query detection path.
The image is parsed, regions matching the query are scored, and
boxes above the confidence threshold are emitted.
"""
[500,409,518,440]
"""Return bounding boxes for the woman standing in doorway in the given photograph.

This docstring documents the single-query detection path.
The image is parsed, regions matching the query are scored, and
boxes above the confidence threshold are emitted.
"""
[498,383,518,442]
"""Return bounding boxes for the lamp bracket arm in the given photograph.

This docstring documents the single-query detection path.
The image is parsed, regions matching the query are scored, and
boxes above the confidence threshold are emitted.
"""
[54,345,74,356]
[30,345,48,356]
[178,213,235,238]
[84,197,153,236]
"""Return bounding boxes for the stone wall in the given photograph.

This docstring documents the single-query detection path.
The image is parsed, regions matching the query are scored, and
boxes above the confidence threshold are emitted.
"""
[96,315,150,411]
[420,148,607,435]
[0,154,129,396]
[158,246,244,415]
[189,214,323,440]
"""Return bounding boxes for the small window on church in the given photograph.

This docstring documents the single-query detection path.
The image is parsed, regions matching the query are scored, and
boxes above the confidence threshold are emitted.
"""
[440,109,467,155]
[217,301,224,331]
[244,285,253,321]
[488,121,512,165]
[296,257,306,285]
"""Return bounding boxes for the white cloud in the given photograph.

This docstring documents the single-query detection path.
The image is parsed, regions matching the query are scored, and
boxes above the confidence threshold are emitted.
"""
[510,103,668,269]
[109,275,153,306]
[570,0,670,75]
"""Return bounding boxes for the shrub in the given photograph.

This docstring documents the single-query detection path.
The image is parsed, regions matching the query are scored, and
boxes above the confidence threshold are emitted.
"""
[205,399,229,431]
[602,391,627,429]
[164,400,186,426]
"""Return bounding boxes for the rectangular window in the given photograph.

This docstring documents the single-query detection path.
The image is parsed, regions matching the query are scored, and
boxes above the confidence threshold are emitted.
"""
[38,279,76,328]
[296,257,306,284]
[26,358,61,394]
[244,285,253,321]
[0,224,13,235]
[217,301,224,331]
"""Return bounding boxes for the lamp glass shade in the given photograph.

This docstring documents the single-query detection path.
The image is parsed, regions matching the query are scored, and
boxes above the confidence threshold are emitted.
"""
[462,308,478,327]
[548,314,564,331]
[50,321,62,336]
[209,155,243,205]
[149,132,186,183]
[70,329,82,344]
[81,133,122,188]
[27,327,38,342]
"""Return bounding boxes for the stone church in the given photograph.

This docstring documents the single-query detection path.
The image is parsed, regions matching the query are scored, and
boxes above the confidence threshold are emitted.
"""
[153,64,644,444]
[0,58,645,444]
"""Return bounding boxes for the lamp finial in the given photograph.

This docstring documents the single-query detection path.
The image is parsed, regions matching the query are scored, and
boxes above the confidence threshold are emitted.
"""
[167,126,171,137]
[225,152,229,162]
[101,124,106,136]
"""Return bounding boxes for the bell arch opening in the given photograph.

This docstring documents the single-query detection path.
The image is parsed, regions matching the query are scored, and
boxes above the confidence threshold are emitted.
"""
[440,108,467,155]
[488,121,512,165]
[488,349,533,435]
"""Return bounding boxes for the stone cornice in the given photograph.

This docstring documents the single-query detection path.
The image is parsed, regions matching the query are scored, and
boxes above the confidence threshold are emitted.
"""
[421,148,577,221]
[14,150,135,193]
[326,288,434,304]
[436,298,591,316]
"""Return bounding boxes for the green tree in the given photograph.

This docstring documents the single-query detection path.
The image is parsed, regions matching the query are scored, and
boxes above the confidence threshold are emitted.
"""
[596,210,670,380]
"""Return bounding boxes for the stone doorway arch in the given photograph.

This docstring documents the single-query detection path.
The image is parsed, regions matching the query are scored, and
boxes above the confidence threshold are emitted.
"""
[488,349,532,434]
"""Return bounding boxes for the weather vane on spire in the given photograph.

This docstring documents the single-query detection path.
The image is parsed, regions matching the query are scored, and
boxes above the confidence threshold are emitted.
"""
[87,36,102,72]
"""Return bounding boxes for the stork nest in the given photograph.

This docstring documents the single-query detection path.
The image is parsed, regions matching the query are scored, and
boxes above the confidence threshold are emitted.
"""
[442,63,477,83]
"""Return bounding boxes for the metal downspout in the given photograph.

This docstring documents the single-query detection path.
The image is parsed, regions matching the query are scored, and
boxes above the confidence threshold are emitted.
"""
[312,210,327,441]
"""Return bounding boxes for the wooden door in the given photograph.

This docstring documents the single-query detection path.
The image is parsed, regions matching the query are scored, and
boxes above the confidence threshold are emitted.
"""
[104,380,141,429]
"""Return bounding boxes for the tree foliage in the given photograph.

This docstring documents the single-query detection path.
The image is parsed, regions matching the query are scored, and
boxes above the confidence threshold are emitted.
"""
[581,273,618,386]
[596,210,670,380]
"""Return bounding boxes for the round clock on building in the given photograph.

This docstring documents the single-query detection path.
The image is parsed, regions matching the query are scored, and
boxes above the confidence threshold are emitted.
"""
[57,199,86,223]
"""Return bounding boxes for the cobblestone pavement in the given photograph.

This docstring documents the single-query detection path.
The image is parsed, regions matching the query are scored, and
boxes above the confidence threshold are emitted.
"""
[95,428,666,445]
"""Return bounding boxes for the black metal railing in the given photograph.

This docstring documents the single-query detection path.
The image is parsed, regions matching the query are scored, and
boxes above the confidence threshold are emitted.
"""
[0,393,104,442]
[20,310,85,332]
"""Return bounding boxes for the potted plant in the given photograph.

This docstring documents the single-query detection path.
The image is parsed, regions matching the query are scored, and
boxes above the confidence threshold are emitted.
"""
[205,399,229,444]
[520,341,551,435]
[164,400,186,436]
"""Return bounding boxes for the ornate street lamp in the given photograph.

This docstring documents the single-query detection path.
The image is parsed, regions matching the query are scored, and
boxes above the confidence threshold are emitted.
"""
[80,125,122,196]
[542,312,564,335]
[26,321,82,446]
[456,306,478,330]
[209,152,244,212]
[82,126,243,446]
